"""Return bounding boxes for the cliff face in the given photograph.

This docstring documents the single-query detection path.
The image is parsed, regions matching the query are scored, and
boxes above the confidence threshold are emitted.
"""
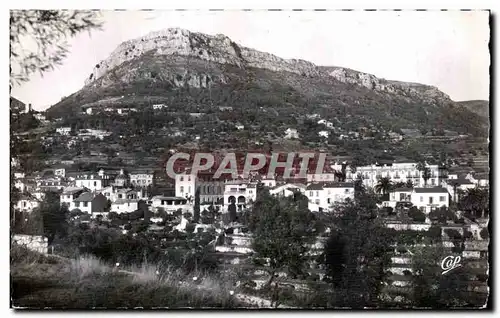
[84,28,451,104]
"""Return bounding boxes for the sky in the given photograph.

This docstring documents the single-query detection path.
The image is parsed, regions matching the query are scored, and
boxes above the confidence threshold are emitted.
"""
[11,10,490,111]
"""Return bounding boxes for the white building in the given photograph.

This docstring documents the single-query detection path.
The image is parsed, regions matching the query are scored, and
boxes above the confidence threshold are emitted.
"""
[306,182,355,212]
[149,196,191,214]
[152,104,167,110]
[60,187,86,207]
[318,119,334,129]
[318,130,329,138]
[284,128,299,139]
[54,167,66,178]
[56,127,71,135]
[111,199,139,214]
[69,192,108,214]
[411,187,449,213]
[129,170,154,188]
[270,183,306,197]
[175,174,197,199]
[75,174,112,192]
[351,162,447,189]
[223,181,258,213]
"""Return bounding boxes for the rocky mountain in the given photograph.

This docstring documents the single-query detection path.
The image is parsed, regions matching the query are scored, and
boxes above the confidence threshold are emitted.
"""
[456,100,489,119]
[48,28,488,137]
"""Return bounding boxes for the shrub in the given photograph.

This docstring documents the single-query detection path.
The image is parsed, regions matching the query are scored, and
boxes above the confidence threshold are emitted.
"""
[408,207,426,222]
[403,270,412,276]
[185,223,196,234]
[480,228,489,240]
[427,225,442,240]
[444,229,462,240]
[463,230,473,240]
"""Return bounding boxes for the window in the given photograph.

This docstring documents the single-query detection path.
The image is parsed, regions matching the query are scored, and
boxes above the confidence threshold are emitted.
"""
[75,202,80,207]
[23,202,26,207]
[316,191,319,197]
[440,196,446,202]
[420,196,423,202]
[431,179,435,186]
[94,181,97,187]
[188,186,191,193]
[249,190,253,194]
[188,176,191,181]
[180,186,184,193]
[67,195,70,199]
[315,199,320,205]
[345,189,349,193]
[309,191,313,197]
[180,176,184,182]
[83,202,88,207]
[429,197,433,204]
[327,198,331,204]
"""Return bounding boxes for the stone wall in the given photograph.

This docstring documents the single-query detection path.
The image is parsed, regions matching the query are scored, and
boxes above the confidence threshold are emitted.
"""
[13,234,48,254]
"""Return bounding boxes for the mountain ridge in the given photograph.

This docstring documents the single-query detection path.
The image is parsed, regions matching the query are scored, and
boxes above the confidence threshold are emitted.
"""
[47,27,488,138]
[83,27,452,104]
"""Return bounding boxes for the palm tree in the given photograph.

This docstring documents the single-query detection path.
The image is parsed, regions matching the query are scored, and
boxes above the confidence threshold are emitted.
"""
[460,187,489,218]
[416,162,432,187]
[334,169,346,182]
[405,179,414,189]
[375,177,393,195]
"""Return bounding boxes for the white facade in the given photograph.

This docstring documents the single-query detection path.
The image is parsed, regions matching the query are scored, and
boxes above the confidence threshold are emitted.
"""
[307,173,337,183]
[56,127,71,135]
[149,196,191,214]
[130,171,154,187]
[306,182,355,212]
[223,181,257,212]
[351,162,446,189]
[175,174,197,199]
[54,168,66,178]
[410,187,449,213]
[260,178,277,188]
[152,104,167,110]
[111,199,139,214]
[75,175,111,192]
[318,130,329,138]
[284,128,299,139]
[270,183,306,197]
[60,187,85,207]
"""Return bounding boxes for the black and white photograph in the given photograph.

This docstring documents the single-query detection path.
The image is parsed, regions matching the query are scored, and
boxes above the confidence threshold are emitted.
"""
[9,5,492,310]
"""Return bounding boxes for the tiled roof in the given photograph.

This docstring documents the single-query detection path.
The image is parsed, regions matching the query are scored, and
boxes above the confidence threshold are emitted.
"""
[393,187,413,192]
[74,192,95,202]
[413,187,448,194]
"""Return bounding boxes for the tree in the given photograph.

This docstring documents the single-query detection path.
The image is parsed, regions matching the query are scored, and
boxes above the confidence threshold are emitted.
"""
[321,195,395,307]
[38,192,69,243]
[412,245,471,307]
[459,187,489,219]
[10,10,102,85]
[408,206,426,223]
[405,179,414,189]
[193,188,200,223]
[416,162,432,187]
[480,228,489,240]
[248,191,318,291]
[374,177,393,195]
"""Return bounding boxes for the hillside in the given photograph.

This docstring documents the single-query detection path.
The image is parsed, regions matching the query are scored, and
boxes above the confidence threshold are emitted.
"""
[47,28,488,138]
[456,100,489,119]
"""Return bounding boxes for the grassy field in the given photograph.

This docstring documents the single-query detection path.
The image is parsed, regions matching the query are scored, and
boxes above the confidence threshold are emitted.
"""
[10,246,245,309]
